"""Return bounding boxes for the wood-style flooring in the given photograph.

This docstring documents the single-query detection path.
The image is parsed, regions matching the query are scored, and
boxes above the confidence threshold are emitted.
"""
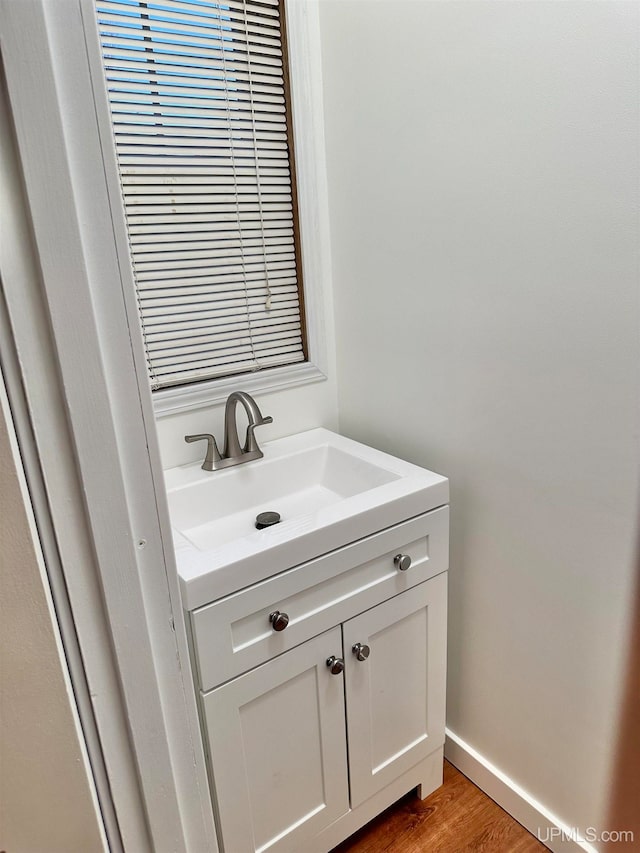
[331,761,548,853]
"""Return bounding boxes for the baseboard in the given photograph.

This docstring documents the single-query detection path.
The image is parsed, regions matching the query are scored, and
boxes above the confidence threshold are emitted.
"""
[445,729,599,853]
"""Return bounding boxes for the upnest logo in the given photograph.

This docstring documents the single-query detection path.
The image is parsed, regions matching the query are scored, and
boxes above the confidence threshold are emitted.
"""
[537,827,635,845]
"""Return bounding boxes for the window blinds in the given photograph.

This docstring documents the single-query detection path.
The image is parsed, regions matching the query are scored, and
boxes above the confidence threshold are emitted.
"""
[96,0,306,390]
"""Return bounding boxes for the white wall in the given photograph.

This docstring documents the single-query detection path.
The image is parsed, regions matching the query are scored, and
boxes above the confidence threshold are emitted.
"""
[0,383,106,853]
[320,0,639,840]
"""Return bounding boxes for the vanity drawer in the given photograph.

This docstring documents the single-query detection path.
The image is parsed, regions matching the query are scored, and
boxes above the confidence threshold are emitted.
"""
[191,506,448,690]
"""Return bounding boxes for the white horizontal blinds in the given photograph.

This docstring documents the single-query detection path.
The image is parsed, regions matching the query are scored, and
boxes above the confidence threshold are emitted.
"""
[96,0,305,388]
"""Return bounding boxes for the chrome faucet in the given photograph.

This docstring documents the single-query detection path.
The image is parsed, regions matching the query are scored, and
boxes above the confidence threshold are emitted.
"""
[184,391,273,472]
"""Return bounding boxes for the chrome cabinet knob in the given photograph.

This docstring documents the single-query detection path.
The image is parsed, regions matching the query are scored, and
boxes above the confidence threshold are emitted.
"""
[269,610,289,632]
[394,553,412,572]
[326,656,344,675]
[352,642,370,662]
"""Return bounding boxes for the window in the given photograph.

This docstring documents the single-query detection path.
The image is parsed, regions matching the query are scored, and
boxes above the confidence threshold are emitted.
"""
[95,0,307,390]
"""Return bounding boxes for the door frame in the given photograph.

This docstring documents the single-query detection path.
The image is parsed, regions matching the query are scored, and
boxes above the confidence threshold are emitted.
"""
[0,2,217,849]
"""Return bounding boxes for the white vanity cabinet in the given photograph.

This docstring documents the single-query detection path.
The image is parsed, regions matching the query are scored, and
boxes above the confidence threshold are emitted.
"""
[342,576,447,810]
[203,627,350,853]
[186,505,449,853]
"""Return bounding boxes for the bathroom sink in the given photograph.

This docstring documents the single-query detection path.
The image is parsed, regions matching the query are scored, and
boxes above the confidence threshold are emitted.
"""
[165,428,448,608]
[168,442,400,551]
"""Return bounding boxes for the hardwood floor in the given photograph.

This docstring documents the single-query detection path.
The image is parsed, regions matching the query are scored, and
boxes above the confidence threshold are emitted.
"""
[331,761,548,853]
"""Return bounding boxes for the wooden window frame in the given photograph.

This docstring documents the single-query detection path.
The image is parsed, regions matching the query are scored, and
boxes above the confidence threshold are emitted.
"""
[93,0,333,417]
[97,0,310,392]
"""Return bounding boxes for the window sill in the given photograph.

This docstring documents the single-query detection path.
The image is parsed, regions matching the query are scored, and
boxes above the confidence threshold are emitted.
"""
[152,361,327,418]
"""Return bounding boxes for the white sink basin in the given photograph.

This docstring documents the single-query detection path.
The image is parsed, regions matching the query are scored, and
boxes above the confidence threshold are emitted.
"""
[169,443,400,551]
[165,428,448,609]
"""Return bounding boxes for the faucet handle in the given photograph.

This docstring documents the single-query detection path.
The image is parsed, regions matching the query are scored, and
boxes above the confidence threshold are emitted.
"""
[244,416,273,453]
[184,433,222,471]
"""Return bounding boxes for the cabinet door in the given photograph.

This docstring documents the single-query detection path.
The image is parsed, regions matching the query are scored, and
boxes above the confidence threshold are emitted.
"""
[202,627,349,853]
[343,573,447,807]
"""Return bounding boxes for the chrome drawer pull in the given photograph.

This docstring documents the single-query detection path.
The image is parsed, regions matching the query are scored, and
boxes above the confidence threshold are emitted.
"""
[352,642,370,662]
[394,553,412,572]
[269,610,290,631]
[326,655,344,675]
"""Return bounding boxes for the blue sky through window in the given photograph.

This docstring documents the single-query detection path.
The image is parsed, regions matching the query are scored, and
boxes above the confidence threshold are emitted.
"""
[98,0,239,122]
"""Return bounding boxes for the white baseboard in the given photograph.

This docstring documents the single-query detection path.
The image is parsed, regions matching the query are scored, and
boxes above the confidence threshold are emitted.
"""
[444,729,599,853]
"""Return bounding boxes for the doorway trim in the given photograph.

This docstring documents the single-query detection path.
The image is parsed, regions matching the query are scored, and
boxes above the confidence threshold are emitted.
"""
[0,3,217,850]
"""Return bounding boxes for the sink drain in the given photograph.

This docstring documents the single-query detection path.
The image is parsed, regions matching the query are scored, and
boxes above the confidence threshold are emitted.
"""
[255,511,281,530]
